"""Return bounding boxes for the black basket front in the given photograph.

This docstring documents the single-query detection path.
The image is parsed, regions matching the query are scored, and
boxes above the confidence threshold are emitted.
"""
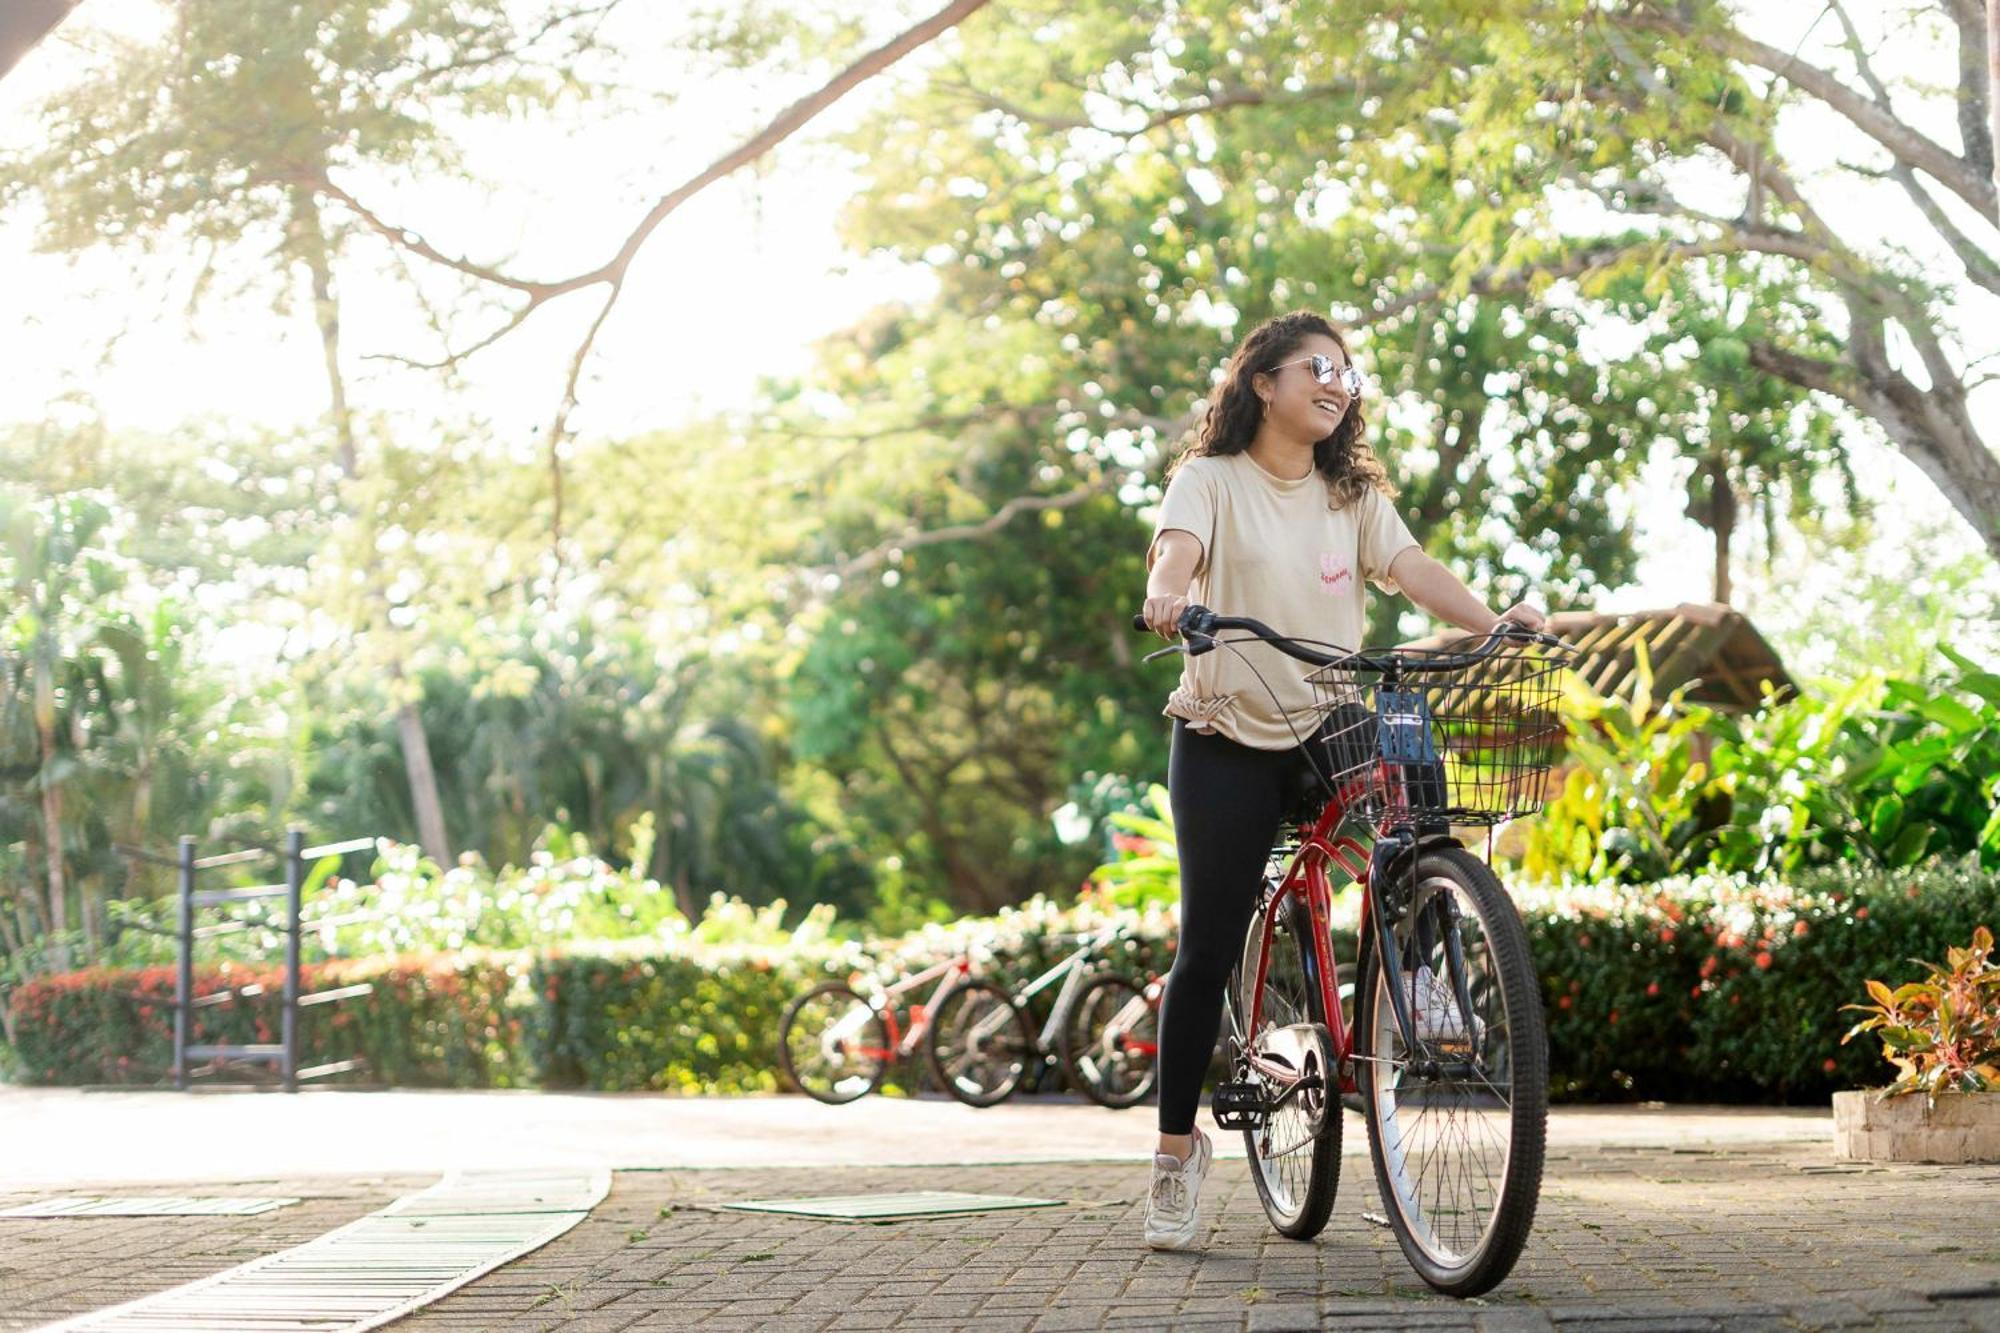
[1302,637,1574,828]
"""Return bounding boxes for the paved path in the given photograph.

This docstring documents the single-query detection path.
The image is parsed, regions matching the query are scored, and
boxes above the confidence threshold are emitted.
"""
[0,1087,1832,1185]
[1,1092,1995,1330]
[394,1139,2000,1332]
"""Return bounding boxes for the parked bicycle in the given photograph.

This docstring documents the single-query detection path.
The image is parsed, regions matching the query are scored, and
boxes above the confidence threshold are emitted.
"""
[1061,965,1164,1110]
[1134,604,1573,1297]
[926,916,1164,1108]
[776,951,974,1104]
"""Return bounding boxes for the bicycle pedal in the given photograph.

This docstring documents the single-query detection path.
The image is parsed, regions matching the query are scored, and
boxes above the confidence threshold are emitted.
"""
[1210,1080,1266,1130]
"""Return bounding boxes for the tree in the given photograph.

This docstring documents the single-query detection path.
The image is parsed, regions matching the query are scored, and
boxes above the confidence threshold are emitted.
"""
[0,495,116,965]
[828,0,1995,584]
[0,0,627,863]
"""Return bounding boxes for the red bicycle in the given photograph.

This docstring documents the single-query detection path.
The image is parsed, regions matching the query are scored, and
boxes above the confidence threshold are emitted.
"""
[1135,604,1572,1297]
[776,952,973,1103]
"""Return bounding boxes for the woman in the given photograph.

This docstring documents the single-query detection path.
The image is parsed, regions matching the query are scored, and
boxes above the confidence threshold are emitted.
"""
[1137,310,1545,1251]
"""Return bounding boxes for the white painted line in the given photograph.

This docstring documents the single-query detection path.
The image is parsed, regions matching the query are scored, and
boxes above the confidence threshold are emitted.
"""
[33,1169,608,1332]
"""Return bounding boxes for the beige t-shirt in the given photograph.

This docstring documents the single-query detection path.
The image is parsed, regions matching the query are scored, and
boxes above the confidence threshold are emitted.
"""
[1147,452,1421,750]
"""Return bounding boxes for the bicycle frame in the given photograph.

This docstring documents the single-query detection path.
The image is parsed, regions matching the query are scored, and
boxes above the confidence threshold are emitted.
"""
[854,954,972,1061]
[1237,762,1463,1098]
[961,920,1133,1055]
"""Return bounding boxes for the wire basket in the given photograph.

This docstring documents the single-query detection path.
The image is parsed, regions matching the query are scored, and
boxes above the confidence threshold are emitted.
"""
[1301,636,1575,829]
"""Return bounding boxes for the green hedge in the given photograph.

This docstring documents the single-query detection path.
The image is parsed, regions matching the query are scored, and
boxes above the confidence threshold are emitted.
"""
[528,946,806,1093]
[1521,856,1998,1101]
[5,953,528,1088]
[7,862,1993,1103]
[528,897,1178,1093]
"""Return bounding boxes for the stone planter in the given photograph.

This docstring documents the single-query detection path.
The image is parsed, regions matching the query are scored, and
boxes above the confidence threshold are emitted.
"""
[1832,1088,2000,1164]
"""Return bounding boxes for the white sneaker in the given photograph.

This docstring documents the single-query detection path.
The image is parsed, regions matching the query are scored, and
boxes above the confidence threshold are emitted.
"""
[1411,964,1483,1047]
[1144,1123,1212,1250]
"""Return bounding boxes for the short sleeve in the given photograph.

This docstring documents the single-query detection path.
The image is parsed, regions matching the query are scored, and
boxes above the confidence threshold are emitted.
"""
[1149,459,1218,576]
[1357,486,1421,593]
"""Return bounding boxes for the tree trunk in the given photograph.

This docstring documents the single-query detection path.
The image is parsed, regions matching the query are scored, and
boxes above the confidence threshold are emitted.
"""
[292,184,454,862]
[670,860,701,924]
[394,696,452,865]
[1988,0,1999,210]
[301,217,359,481]
[1710,465,1736,604]
[34,713,69,971]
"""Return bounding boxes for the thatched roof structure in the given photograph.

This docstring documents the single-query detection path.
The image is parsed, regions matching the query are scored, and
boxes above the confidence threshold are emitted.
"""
[1402,602,1795,713]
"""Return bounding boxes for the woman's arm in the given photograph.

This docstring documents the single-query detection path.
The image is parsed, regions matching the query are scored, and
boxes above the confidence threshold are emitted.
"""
[1141,530,1203,637]
[1387,548,1546,634]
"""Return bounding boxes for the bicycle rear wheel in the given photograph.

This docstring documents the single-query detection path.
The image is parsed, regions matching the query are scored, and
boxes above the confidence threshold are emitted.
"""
[777,982,889,1105]
[1059,973,1158,1109]
[1229,891,1340,1240]
[926,979,1037,1107]
[1356,845,1547,1296]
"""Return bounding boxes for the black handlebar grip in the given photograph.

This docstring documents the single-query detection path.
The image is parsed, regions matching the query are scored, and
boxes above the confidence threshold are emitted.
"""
[1132,614,1149,632]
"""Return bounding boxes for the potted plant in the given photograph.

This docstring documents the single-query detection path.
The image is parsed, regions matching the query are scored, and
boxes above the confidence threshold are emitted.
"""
[1833,925,2000,1163]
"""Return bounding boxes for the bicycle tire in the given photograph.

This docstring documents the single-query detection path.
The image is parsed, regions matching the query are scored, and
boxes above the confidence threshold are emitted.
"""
[925,978,1037,1108]
[1058,973,1158,1109]
[777,981,890,1105]
[1231,891,1341,1240]
[1356,845,1547,1296]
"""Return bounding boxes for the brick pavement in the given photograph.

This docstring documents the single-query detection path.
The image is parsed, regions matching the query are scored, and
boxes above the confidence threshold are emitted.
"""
[3,1134,1997,1331]
[0,1174,426,1329]
[386,1136,2000,1332]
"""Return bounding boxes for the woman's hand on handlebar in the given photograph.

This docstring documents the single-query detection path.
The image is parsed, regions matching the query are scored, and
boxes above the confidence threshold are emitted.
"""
[1492,600,1547,634]
[1141,594,1189,639]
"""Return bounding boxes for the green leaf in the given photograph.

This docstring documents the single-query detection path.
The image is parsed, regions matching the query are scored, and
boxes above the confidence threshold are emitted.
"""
[1886,824,1931,867]
[1868,792,1904,843]
[1915,696,1982,734]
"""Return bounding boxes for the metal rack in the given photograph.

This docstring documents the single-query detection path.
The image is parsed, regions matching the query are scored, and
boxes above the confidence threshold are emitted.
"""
[172,828,376,1091]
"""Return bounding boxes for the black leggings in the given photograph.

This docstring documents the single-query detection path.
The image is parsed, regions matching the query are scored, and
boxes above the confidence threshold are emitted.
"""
[1155,707,1438,1135]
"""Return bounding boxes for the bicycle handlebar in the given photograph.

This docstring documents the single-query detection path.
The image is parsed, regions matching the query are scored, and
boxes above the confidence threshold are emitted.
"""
[1129,605,1566,673]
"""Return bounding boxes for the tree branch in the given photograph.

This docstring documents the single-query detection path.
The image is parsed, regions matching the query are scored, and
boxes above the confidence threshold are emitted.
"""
[332,0,996,375]
[1631,10,1999,221]
[932,73,1355,136]
[819,468,1121,581]
[1823,0,2000,298]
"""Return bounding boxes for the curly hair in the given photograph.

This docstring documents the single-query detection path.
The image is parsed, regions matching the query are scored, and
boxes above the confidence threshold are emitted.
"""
[1168,310,1395,509]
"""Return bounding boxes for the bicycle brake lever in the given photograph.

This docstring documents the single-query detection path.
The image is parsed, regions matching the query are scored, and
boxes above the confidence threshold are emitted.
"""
[1141,643,1185,664]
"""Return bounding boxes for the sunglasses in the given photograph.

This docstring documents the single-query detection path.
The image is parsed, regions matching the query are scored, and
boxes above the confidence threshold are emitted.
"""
[1271,353,1364,397]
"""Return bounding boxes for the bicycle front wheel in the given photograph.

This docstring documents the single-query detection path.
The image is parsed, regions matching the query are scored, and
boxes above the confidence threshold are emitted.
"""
[777,981,890,1105]
[1059,973,1158,1109]
[1232,892,1341,1240]
[926,979,1037,1107]
[1357,845,1547,1296]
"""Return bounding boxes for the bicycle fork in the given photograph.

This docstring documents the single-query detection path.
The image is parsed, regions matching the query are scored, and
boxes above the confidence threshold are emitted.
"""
[1364,827,1479,1078]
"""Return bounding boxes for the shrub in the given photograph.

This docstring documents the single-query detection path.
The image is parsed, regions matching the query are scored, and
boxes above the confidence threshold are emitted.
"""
[1522,855,1998,1102]
[1840,925,2000,1102]
[1523,647,2000,883]
[14,858,1991,1106]
[6,952,528,1088]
